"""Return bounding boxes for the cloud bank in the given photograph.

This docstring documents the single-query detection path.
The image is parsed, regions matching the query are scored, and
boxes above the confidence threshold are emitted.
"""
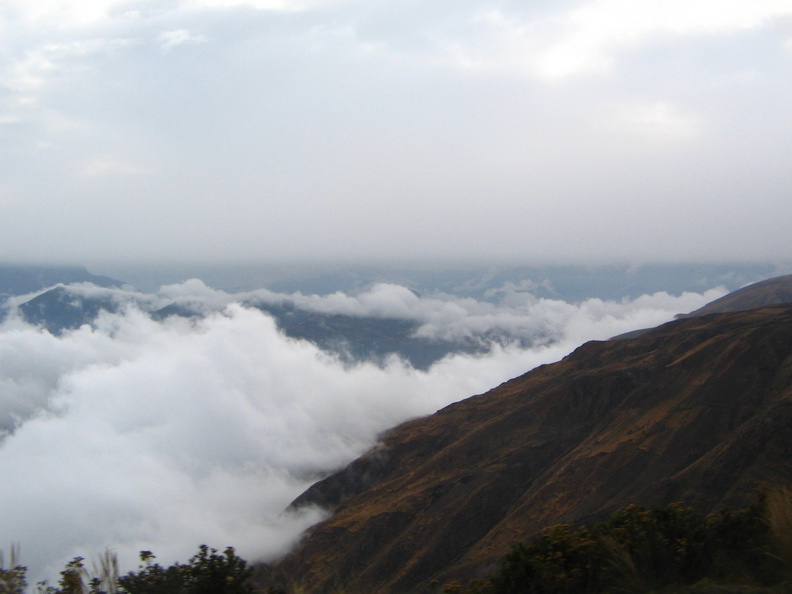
[0,281,724,582]
[0,0,790,264]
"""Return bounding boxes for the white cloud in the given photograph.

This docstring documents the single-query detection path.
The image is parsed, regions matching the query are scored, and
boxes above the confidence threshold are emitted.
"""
[159,29,208,52]
[0,281,724,582]
[78,158,147,178]
[0,303,528,581]
[608,101,700,144]
[0,37,133,127]
[191,0,318,9]
[423,0,792,80]
[535,0,792,78]
[1,0,119,27]
[0,0,790,264]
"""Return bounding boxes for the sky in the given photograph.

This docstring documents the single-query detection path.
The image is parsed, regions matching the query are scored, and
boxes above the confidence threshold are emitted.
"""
[0,279,725,582]
[0,0,790,265]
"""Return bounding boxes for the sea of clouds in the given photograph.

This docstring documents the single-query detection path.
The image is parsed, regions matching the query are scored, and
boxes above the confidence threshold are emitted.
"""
[0,280,726,583]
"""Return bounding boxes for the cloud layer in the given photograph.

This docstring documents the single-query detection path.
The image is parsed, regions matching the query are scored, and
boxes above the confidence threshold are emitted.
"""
[0,0,790,264]
[0,280,724,582]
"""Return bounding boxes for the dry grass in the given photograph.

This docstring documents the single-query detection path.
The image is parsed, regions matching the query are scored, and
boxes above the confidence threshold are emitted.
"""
[765,487,792,565]
[0,544,26,594]
[598,533,651,593]
[267,580,360,594]
[91,549,119,594]
[0,544,22,570]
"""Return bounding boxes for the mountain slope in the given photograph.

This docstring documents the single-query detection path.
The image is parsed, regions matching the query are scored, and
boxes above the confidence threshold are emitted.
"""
[17,286,122,334]
[265,305,792,593]
[680,273,792,317]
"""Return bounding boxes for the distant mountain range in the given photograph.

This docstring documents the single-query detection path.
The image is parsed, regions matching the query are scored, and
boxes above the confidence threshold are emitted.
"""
[259,275,792,593]
[260,262,784,302]
[15,285,123,334]
[3,283,491,369]
[2,263,789,370]
[0,264,121,297]
[44,261,786,299]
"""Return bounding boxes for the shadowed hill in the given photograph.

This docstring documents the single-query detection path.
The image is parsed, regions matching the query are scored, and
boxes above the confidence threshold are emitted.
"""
[264,304,792,593]
[17,286,122,334]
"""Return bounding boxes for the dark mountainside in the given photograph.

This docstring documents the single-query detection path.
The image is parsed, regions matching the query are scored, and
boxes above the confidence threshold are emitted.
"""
[15,287,485,366]
[17,286,122,334]
[250,304,475,370]
[262,287,792,592]
[0,265,124,327]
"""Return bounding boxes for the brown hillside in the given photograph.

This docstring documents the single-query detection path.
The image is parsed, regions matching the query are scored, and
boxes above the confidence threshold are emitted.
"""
[680,273,792,317]
[262,305,792,593]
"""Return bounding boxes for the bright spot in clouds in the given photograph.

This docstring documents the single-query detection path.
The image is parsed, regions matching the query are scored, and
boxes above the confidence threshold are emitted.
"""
[159,30,209,52]
[535,0,792,78]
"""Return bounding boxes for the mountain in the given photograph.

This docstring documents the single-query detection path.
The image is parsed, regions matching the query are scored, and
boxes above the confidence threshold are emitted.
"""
[154,300,485,369]
[262,263,778,303]
[679,273,792,317]
[251,303,473,370]
[610,273,792,341]
[262,302,792,592]
[14,287,493,368]
[0,265,124,327]
[16,286,122,334]
[0,264,121,297]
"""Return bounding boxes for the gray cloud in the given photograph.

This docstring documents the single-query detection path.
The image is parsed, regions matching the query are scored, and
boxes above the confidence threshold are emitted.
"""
[0,0,790,264]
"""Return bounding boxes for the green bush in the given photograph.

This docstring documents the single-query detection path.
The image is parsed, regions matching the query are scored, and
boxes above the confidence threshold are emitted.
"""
[36,545,253,594]
[483,500,789,594]
[489,524,606,594]
[118,546,253,594]
[0,545,26,594]
[0,565,27,594]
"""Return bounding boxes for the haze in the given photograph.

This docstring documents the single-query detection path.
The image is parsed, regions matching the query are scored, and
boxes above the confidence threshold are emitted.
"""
[1,0,790,266]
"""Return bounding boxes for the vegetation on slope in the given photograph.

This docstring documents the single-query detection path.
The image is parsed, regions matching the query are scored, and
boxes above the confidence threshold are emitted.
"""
[268,305,792,592]
[2,493,791,594]
[442,490,792,594]
[0,545,253,594]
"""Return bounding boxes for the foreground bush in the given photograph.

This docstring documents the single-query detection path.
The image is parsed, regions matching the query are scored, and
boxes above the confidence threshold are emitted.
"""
[0,545,26,594]
[446,494,792,593]
[116,545,253,594]
[0,545,253,594]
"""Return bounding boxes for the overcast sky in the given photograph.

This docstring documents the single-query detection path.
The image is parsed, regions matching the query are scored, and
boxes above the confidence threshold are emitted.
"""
[1,0,790,266]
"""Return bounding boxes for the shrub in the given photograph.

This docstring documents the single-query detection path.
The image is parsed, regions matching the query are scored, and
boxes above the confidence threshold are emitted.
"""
[117,546,253,594]
[0,545,26,594]
[37,545,253,594]
[484,499,790,594]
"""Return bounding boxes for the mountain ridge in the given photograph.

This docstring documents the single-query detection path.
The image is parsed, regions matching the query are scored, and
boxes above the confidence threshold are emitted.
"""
[678,273,792,318]
[0,264,122,297]
[263,301,792,592]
